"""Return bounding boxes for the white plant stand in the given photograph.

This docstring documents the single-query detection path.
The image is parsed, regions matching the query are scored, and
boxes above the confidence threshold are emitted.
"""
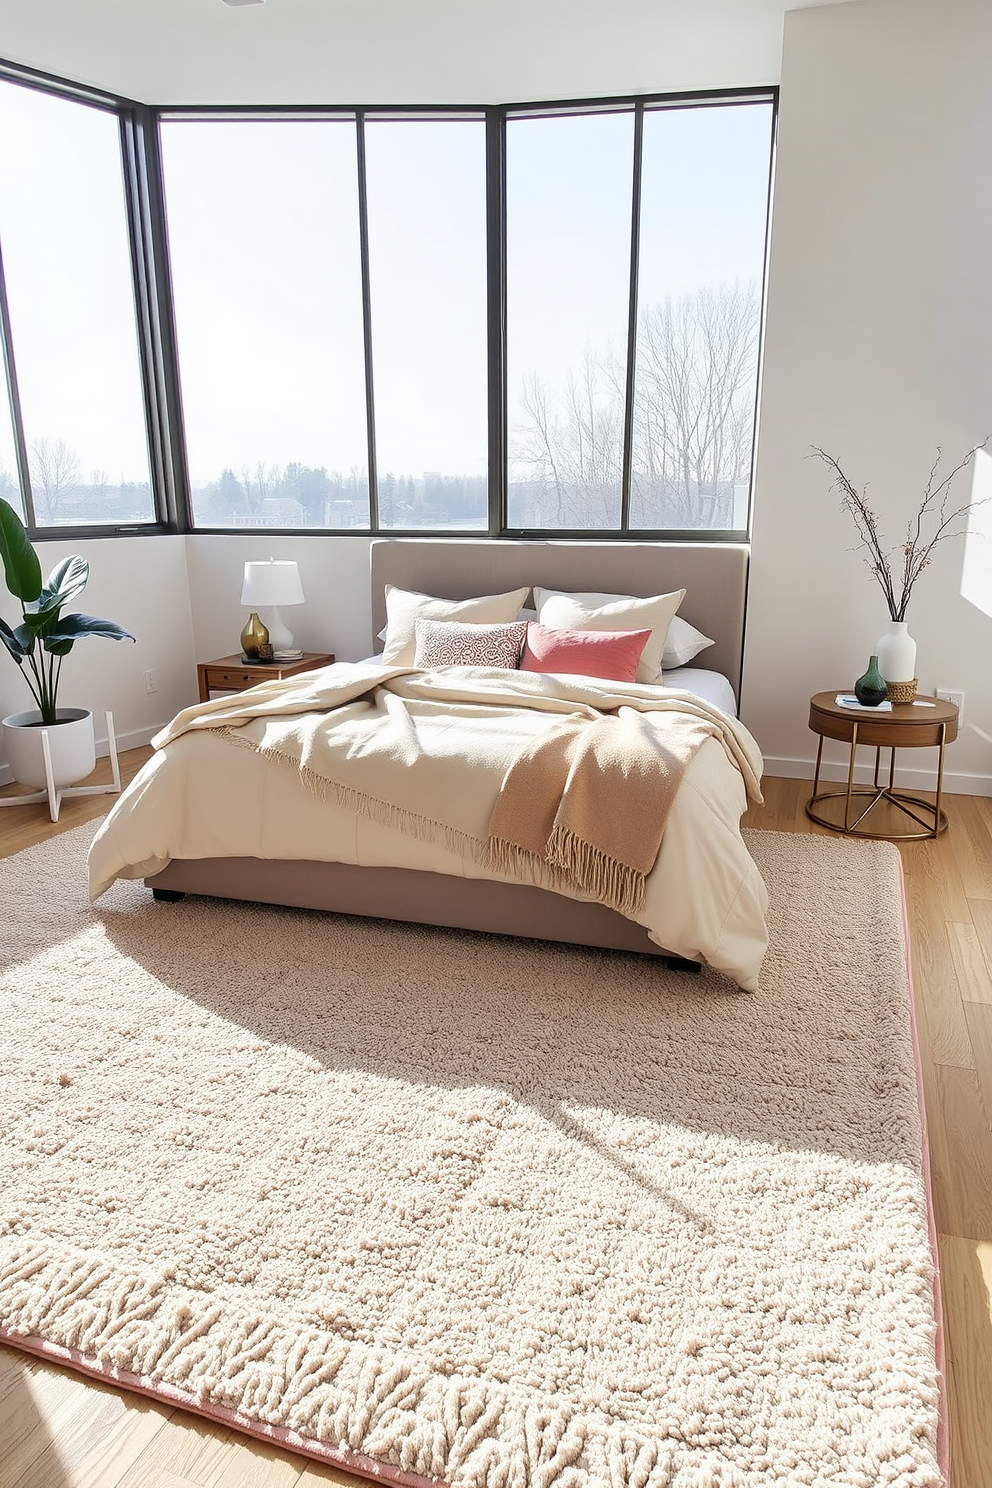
[0,710,122,824]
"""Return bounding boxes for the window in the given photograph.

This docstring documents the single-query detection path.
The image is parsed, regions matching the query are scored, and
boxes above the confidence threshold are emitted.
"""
[0,61,774,538]
[161,118,370,529]
[506,110,635,531]
[630,101,774,530]
[364,117,488,530]
[0,78,154,526]
[504,97,774,535]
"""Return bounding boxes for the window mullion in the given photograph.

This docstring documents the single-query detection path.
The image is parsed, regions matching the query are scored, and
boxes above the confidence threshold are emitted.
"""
[356,112,379,533]
[486,108,507,537]
[619,101,643,534]
[120,106,190,531]
[0,234,35,526]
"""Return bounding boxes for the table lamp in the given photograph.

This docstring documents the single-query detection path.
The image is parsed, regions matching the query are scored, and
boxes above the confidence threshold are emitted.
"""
[240,559,305,660]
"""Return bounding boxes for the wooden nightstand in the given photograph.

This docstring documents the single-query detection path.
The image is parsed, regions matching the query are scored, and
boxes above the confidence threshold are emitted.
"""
[806,690,959,839]
[196,652,335,703]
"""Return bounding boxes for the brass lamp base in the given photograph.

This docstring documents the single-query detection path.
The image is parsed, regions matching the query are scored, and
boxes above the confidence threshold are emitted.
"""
[240,612,269,658]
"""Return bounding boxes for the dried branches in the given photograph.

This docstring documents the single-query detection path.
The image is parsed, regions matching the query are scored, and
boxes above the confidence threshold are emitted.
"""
[809,440,989,621]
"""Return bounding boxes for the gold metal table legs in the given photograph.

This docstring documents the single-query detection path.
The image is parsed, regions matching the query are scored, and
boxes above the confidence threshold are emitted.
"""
[805,721,949,840]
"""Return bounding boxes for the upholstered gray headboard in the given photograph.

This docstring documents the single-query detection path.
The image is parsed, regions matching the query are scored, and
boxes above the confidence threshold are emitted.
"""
[370,539,749,697]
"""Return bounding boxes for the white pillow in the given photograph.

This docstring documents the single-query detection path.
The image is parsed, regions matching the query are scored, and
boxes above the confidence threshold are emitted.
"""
[534,587,686,684]
[378,606,536,641]
[660,615,714,671]
[380,584,530,665]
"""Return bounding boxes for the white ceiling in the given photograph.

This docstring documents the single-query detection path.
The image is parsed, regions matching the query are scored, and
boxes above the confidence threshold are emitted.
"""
[0,0,860,106]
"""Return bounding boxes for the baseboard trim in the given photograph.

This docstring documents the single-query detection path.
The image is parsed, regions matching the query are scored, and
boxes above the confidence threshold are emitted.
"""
[764,755,992,799]
[5,733,989,799]
[0,723,160,788]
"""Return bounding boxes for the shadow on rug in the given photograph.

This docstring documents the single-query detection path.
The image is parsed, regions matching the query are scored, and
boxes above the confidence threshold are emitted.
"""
[0,826,942,1488]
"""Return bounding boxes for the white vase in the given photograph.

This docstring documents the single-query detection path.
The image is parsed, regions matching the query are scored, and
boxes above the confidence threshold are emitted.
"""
[876,621,917,684]
[1,707,96,788]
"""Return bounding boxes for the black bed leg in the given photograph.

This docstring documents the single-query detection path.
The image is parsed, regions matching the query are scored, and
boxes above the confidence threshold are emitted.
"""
[661,954,701,974]
[152,887,186,903]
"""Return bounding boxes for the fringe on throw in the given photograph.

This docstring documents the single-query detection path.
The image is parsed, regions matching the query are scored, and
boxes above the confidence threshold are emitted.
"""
[546,825,647,919]
[483,834,645,917]
[482,837,585,902]
[220,727,639,914]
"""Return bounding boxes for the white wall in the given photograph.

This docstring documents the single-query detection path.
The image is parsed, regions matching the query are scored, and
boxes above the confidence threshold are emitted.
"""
[743,0,992,795]
[184,534,376,668]
[0,536,195,782]
[0,0,845,106]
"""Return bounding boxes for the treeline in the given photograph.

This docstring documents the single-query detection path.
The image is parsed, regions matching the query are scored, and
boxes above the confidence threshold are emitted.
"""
[11,282,759,531]
[196,463,488,528]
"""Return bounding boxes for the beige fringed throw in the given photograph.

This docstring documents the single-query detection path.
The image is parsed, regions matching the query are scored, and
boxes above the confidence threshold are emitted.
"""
[489,708,717,917]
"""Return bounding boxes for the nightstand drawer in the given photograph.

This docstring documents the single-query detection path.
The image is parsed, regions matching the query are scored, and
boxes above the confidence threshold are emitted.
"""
[208,669,258,690]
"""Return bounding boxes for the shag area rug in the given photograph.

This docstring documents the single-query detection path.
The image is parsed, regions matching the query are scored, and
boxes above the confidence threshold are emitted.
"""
[0,826,941,1488]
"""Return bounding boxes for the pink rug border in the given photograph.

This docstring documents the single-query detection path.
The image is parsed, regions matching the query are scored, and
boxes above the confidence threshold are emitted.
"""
[895,851,949,1482]
[0,850,949,1486]
[0,1328,441,1488]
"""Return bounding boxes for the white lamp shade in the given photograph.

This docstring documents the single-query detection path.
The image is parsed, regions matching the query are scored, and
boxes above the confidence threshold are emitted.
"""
[241,560,305,609]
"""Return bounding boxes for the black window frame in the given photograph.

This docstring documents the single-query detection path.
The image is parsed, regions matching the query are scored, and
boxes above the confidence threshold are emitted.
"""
[0,58,182,540]
[0,58,776,543]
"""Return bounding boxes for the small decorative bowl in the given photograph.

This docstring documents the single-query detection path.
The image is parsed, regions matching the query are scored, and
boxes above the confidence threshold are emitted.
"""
[886,678,918,704]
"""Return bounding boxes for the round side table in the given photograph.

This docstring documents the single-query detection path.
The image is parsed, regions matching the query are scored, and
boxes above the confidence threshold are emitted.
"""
[806,691,959,840]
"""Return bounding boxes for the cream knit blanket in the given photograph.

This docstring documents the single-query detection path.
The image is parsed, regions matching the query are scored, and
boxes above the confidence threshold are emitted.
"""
[153,661,763,909]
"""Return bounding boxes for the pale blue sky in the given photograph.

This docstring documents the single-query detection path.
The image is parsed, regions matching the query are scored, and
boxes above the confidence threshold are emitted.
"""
[0,81,151,488]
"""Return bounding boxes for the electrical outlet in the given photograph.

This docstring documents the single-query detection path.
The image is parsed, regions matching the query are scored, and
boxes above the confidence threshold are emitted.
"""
[143,669,157,695]
[935,687,964,721]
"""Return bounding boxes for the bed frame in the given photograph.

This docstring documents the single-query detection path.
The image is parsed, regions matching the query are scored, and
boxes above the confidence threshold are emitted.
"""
[147,539,749,960]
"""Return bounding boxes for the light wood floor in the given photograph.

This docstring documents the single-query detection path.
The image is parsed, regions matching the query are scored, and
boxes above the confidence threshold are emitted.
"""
[1,757,989,1488]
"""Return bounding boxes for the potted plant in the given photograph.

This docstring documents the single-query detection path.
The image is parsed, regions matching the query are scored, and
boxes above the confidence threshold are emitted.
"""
[0,496,135,789]
[811,439,988,699]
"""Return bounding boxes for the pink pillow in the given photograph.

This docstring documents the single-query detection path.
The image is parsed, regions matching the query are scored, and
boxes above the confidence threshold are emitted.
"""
[520,622,652,683]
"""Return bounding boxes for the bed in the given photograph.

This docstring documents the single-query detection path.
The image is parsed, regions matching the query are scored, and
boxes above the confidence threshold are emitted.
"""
[88,539,770,988]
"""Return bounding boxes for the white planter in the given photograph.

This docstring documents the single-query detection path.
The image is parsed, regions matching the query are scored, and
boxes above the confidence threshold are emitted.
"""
[2,707,96,789]
[875,621,917,683]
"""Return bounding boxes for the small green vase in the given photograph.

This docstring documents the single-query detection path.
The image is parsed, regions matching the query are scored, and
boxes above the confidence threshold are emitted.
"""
[854,654,887,706]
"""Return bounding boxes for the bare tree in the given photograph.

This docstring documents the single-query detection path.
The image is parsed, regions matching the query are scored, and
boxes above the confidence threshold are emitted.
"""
[0,466,18,503]
[30,438,81,523]
[235,461,281,518]
[511,282,760,530]
[513,350,624,527]
[631,281,759,527]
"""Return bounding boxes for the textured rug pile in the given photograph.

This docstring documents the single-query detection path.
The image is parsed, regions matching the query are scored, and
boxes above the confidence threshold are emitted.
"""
[0,826,942,1487]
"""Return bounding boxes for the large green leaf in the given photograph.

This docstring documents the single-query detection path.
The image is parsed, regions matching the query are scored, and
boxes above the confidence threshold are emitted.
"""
[0,498,42,604]
[0,615,29,662]
[25,555,89,623]
[42,613,136,648]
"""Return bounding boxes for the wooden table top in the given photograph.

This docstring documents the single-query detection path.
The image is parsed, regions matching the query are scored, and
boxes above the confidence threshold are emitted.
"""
[200,652,333,671]
[808,690,959,748]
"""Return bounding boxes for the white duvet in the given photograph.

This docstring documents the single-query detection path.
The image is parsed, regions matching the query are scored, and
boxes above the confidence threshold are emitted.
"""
[88,662,770,989]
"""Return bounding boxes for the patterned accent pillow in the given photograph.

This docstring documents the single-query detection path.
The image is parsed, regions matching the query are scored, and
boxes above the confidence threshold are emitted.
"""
[520,622,652,683]
[414,618,529,670]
